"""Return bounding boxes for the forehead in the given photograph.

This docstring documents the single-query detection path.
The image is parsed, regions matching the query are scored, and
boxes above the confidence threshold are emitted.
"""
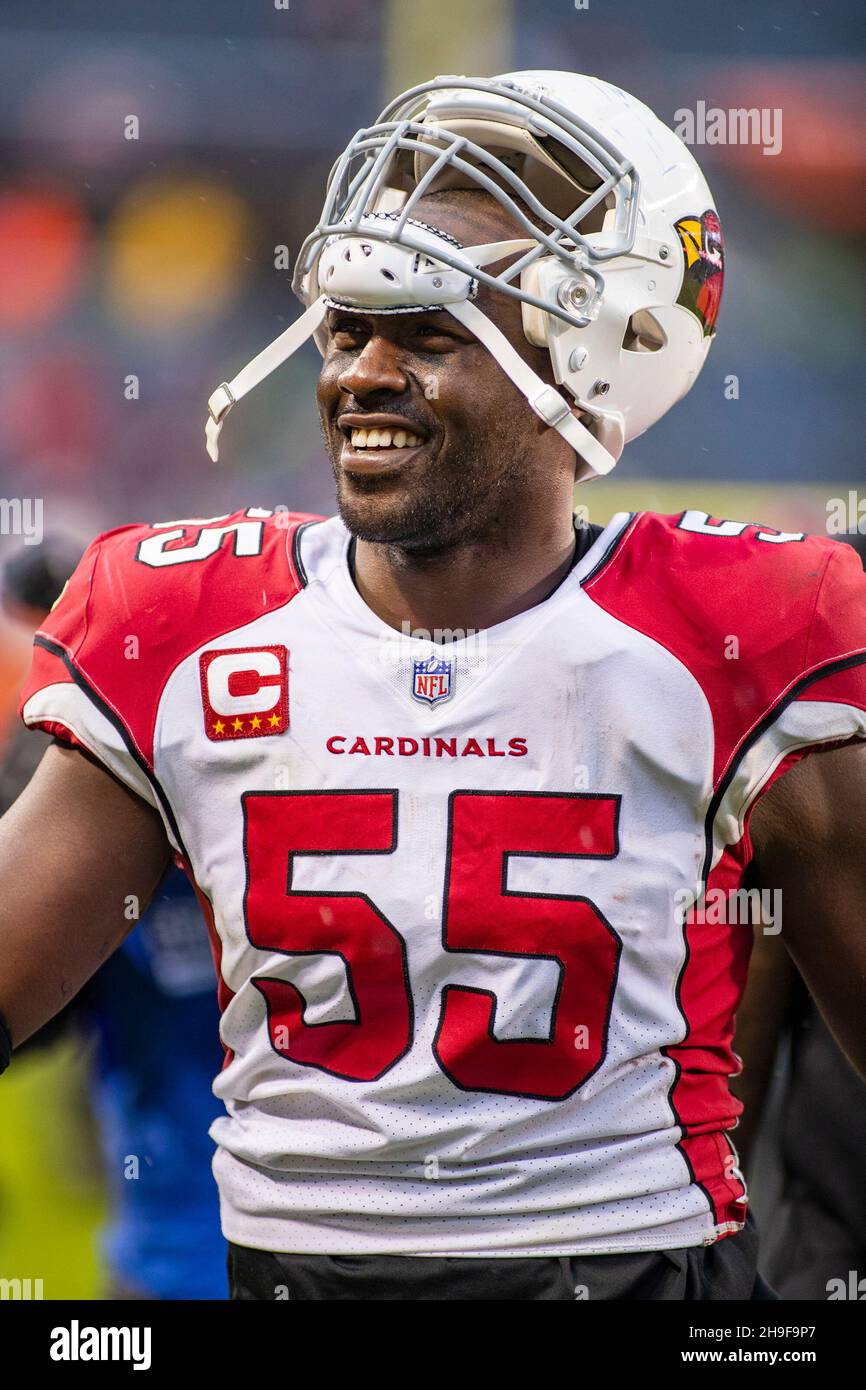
[410,191,527,248]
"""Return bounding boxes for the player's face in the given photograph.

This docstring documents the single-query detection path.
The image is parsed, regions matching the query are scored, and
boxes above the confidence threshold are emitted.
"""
[316,195,570,552]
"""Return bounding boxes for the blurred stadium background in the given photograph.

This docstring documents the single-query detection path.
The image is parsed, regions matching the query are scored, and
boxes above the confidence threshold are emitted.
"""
[0,0,862,1297]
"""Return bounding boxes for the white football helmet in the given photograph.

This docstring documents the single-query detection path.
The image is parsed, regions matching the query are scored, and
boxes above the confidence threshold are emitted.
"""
[206,71,724,481]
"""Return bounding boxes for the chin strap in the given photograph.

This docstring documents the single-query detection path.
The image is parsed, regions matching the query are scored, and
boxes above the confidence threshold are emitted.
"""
[204,254,616,480]
[444,298,615,482]
[206,296,328,461]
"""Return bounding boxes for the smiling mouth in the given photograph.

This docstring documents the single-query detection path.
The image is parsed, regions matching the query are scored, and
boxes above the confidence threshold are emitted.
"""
[337,421,429,471]
[349,426,423,450]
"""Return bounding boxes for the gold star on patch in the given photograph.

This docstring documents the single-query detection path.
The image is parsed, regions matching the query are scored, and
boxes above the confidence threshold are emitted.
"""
[268,713,280,728]
[213,720,225,735]
[232,717,244,732]
[250,715,261,730]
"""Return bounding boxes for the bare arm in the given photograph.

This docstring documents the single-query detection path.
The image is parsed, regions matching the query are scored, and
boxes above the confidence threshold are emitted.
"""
[749,739,866,1082]
[730,920,799,1171]
[0,742,171,1049]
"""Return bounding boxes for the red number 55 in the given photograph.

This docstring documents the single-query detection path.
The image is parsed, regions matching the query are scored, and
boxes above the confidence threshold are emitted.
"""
[244,789,621,1101]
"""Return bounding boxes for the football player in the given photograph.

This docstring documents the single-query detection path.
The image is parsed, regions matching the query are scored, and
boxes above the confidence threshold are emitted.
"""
[1,71,865,1301]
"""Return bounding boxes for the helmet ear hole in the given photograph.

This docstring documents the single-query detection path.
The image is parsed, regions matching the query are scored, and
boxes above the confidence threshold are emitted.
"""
[622,309,666,353]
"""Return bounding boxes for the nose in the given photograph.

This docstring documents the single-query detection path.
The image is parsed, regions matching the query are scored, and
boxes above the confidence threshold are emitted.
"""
[337,335,409,399]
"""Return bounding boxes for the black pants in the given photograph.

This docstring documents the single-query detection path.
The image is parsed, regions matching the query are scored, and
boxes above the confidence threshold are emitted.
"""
[228,1212,779,1301]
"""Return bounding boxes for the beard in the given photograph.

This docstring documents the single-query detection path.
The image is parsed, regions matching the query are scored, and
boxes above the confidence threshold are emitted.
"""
[326,418,529,557]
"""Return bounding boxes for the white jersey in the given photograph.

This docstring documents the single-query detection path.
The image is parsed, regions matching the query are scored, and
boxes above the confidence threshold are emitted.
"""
[22,506,866,1254]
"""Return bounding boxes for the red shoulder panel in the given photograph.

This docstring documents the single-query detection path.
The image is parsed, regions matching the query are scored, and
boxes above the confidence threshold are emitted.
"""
[19,508,323,769]
[584,511,866,784]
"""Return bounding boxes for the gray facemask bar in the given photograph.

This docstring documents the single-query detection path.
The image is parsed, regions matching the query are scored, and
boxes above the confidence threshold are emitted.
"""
[295,128,610,332]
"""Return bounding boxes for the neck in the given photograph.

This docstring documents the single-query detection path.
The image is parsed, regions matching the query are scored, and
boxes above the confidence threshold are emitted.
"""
[350,510,580,638]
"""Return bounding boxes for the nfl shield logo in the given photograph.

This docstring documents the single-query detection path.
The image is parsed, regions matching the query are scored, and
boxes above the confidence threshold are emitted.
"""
[412,654,453,707]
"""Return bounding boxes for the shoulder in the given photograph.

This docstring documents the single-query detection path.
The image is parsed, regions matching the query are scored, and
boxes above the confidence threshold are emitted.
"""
[38,505,322,651]
[592,506,833,581]
[20,507,325,773]
[87,504,318,601]
[582,508,866,776]
[584,508,862,655]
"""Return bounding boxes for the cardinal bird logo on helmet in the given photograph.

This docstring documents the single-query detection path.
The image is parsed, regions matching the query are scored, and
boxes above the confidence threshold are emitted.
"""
[674,210,724,336]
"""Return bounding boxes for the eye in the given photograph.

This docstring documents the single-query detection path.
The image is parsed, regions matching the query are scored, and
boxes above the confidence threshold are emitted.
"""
[410,322,459,346]
[331,317,369,346]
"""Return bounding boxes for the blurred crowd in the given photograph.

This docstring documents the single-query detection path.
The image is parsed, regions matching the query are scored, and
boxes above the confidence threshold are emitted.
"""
[0,0,862,543]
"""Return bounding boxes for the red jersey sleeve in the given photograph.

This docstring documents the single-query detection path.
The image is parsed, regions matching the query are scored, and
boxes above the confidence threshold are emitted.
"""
[19,509,317,827]
[584,511,866,855]
[798,537,866,704]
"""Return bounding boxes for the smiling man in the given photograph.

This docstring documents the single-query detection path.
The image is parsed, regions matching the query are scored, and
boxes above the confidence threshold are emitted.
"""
[2,71,866,1303]
[318,189,586,638]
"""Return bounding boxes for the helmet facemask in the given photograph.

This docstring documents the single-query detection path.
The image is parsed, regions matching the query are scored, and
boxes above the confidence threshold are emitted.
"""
[206,73,720,480]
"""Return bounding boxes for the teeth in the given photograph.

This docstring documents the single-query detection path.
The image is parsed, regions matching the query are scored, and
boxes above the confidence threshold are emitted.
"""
[349,427,422,449]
